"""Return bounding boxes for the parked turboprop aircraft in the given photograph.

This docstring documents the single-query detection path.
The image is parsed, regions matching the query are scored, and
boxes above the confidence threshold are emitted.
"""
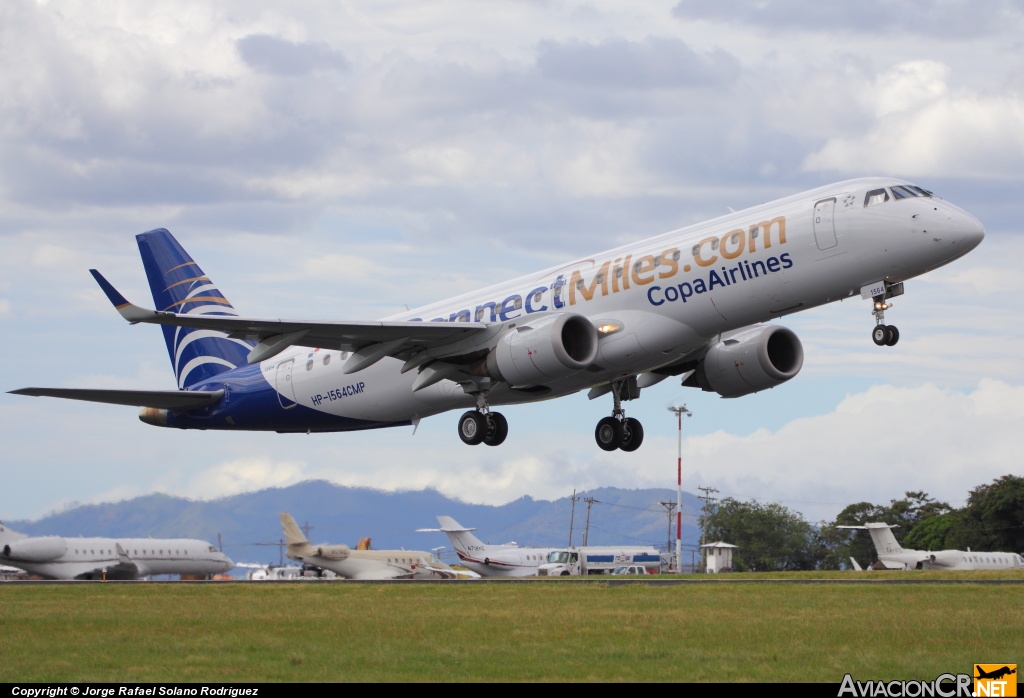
[0,521,233,580]
[280,513,475,579]
[838,523,1023,571]
[418,515,559,577]
[11,179,984,450]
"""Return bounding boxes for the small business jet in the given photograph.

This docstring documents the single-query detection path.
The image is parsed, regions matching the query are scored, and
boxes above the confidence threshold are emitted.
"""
[838,523,1023,571]
[418,516,560,577]
[11,178,984,450]
[0,521,233,580]
[280,513,476,579]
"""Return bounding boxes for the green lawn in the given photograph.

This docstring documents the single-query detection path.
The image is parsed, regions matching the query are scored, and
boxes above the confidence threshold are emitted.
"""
[1,574,1021,682]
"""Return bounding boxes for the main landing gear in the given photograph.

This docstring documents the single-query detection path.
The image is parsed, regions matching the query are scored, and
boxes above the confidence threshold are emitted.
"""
[869,281,904,347]
[457,389,508,447]
[594,377,644,452]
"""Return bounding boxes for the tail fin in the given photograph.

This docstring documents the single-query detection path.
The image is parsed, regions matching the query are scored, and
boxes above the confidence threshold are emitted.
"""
[838,522,903,557]
[433,516,487,553]
[136,229,254,389]
[280,513,308,546]
[0,522,27,546]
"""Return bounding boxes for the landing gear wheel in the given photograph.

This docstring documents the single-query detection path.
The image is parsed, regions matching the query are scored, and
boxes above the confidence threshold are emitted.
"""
[595,416,623,451]
[885,325,900,346]
[483,412,508,446]
[619,417,644,452]
[458,411,486,445]
[872,325,889,346]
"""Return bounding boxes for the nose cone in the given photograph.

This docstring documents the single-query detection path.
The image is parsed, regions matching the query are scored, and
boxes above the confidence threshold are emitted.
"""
[932,201,985,262]
[218,554,235,572]
[958,209,986,250]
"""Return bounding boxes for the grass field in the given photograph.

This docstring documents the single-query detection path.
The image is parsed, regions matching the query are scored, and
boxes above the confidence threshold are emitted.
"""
[2,572,1022,682]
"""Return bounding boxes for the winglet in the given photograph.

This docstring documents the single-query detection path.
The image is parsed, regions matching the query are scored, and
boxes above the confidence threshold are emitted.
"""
[89,269,159,323]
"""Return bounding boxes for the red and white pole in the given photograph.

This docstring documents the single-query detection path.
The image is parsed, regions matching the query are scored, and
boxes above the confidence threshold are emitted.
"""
[668,405,691,573]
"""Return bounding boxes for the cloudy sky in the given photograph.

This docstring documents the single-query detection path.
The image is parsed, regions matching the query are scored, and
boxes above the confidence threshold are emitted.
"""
[1,0,1022,525]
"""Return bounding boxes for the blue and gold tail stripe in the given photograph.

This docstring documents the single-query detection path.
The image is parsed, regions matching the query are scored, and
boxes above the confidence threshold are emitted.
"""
[137,229,253,389]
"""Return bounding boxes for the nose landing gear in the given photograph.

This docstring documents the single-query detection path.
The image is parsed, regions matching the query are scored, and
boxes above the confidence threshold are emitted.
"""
[594,377,644,452]
[865,281,904,347]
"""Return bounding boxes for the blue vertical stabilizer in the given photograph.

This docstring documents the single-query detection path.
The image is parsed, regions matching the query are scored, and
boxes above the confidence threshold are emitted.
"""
[136,229,254,389]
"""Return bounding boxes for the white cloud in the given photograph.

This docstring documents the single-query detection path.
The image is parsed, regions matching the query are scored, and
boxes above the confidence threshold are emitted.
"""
[183,456,309,499]
[803,61,1024,178]
[675,380,1024,521]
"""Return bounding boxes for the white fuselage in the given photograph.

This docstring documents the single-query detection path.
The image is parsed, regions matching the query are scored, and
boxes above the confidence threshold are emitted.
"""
[1,535,234,580]
[454,544,560,578]
[877,549,1024,571]
[254,177,984,423]
[286,546,456,580]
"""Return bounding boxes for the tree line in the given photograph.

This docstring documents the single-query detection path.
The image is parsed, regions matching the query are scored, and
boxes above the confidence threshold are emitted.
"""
[700,474,1024,571]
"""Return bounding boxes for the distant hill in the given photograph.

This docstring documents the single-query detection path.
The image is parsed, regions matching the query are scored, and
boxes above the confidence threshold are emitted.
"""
[5,482,704,567]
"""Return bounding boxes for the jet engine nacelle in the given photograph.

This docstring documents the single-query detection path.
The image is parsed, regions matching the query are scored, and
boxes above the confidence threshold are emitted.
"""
[693,325,803,398]
[315,545,350,561]
[2,536,68,562]
[486,313,599,386]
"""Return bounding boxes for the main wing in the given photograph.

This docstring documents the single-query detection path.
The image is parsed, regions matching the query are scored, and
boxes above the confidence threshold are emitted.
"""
[89,269,498,369]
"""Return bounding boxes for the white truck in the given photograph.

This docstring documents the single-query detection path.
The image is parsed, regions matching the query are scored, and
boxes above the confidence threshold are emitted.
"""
[537,546,661,576]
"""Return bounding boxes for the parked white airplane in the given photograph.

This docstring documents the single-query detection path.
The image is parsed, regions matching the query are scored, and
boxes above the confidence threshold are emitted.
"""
[419,516,562,577]
[11,178,984,449]
[838,523,1024,571]
[280,513,476,579]
[0,521,233,580]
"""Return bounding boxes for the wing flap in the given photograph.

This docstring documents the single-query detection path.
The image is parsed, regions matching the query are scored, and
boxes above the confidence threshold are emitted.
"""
[9,388,224,410]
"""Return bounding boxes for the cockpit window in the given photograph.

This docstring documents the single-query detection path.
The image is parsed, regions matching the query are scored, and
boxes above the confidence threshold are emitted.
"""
[864,188,889,207]
[891,184,933,199]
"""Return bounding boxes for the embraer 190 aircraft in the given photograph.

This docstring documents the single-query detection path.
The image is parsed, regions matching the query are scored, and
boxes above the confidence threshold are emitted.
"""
[12,178,983,450]
[0,521,233,580]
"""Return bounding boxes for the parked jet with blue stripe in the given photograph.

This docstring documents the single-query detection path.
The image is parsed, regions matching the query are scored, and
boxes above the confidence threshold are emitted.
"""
[11,178,984,449]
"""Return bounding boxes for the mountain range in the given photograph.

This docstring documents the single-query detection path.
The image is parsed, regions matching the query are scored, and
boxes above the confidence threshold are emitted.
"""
[5,482,705,568]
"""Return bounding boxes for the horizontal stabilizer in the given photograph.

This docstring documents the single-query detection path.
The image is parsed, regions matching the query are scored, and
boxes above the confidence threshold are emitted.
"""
[421,516,477,533]
[9,387,224,410]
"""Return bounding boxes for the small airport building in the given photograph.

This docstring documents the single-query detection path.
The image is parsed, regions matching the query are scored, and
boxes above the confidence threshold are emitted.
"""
[701,542,738,573]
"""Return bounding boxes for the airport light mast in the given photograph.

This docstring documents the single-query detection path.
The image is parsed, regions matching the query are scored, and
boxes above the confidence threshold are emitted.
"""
[667,405,691,573]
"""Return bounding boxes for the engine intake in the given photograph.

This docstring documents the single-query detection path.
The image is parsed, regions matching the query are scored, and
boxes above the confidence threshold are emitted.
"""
[486,314,599,387]
[692,325,803,398]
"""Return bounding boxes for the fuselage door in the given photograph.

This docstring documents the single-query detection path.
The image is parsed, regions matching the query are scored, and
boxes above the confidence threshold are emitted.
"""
[275,359,297,409]
[813,198,838,250]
